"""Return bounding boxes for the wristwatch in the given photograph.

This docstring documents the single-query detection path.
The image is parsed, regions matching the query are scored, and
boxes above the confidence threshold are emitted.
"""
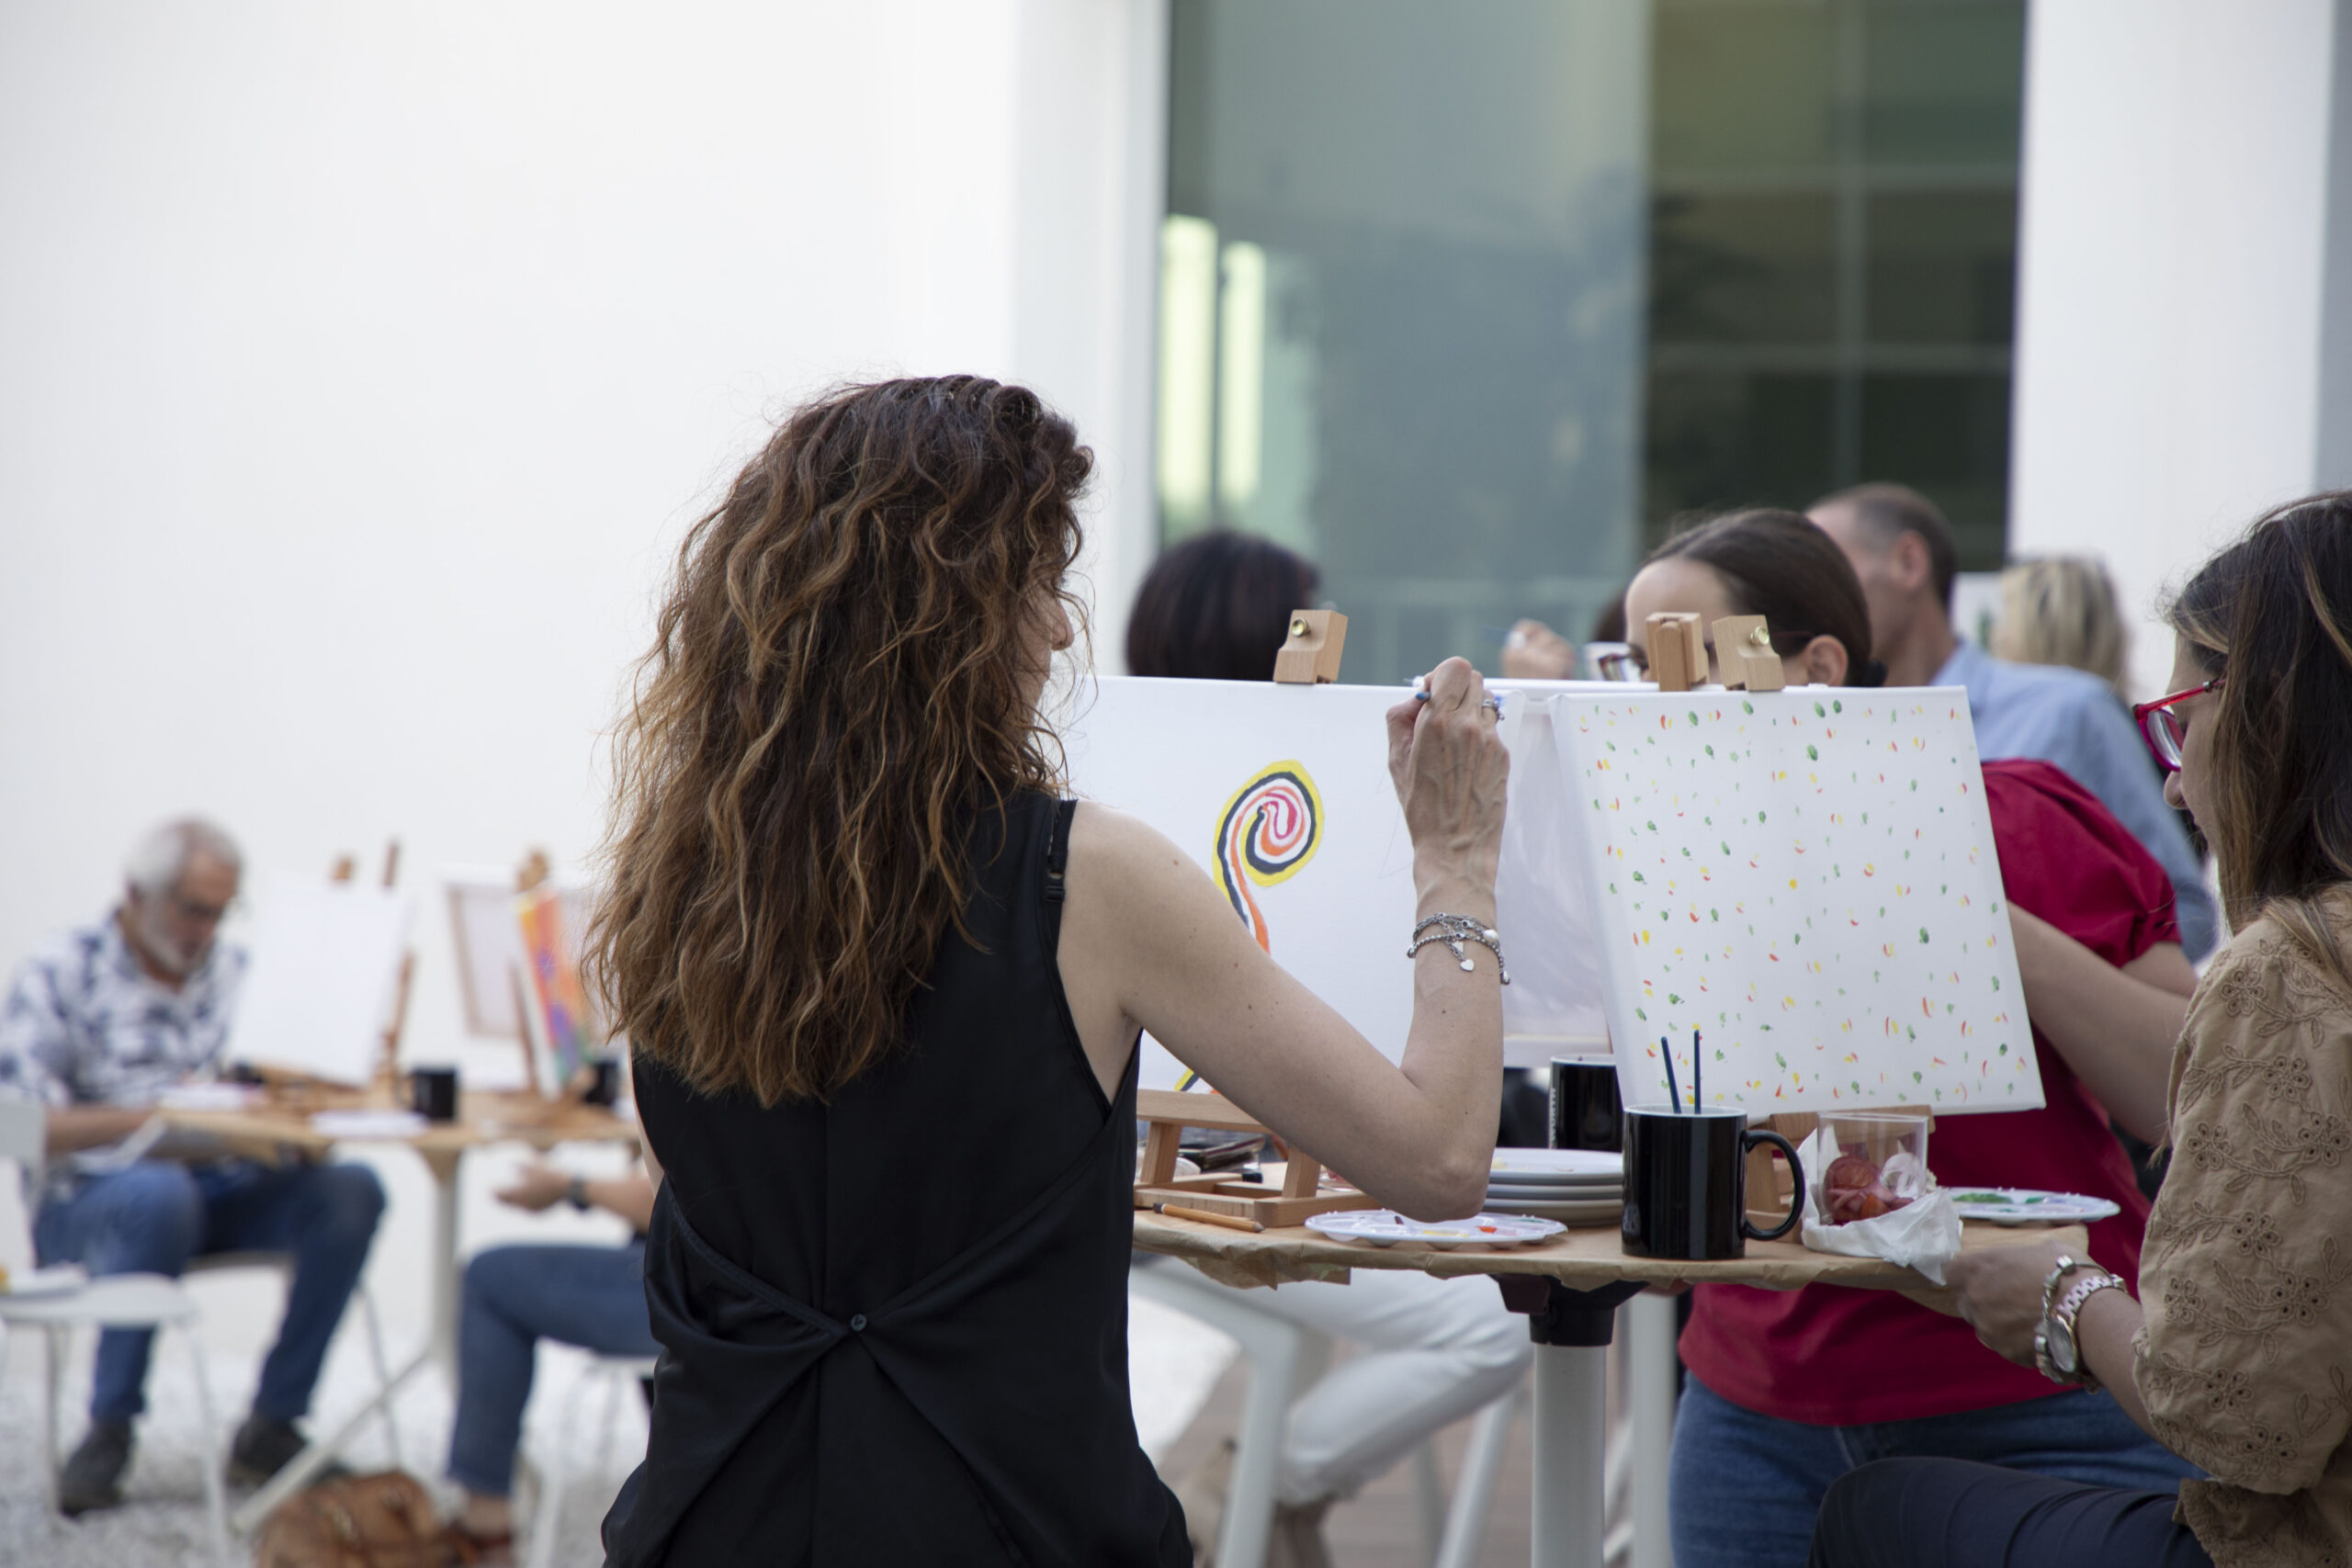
[2035,1266,2127,1388]
[567,1176,592,1213]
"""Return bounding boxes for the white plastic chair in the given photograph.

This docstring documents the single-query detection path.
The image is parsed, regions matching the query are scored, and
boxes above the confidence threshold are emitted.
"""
[524,1350,660,1568]
[0,1100,233,1568]
[1130,1258,1521,1568]
[185,1250,402,1469]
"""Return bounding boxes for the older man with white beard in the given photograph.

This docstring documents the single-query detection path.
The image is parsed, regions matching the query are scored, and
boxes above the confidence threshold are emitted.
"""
[0,819,386,1513]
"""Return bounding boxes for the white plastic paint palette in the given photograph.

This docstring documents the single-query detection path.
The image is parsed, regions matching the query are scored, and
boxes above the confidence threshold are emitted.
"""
[1946,1189,2122,1225]
[1304,1211,1566,1250]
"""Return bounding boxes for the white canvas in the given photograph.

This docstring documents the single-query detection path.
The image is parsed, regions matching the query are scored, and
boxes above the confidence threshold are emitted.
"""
[1547,686,2041,1117]
[227,880,415,1085]
[443,869,527,1039]
[1058,677,1607,1082]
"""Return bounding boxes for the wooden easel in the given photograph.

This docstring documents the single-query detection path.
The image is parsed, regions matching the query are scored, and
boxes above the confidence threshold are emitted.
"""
[332,840,415,1102]
[1134,1088,1379,1226]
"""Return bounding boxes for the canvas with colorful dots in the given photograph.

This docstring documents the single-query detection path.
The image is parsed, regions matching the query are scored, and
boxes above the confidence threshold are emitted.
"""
[1549,686,2042,1117]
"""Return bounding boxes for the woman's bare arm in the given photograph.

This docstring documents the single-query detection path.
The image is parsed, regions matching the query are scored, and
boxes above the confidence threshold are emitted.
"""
[2007,908,2191,1142]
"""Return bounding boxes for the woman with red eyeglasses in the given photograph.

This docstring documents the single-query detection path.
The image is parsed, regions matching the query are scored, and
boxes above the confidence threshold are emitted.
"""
[1814,492,2352,1568]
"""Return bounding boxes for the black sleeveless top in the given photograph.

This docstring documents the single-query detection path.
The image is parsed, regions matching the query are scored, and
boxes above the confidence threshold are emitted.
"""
[603,793,1188,1567]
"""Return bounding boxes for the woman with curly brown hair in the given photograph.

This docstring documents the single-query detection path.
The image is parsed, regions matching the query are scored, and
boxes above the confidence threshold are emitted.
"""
[590,378,1510,1566]
[1812,492,2352,1567]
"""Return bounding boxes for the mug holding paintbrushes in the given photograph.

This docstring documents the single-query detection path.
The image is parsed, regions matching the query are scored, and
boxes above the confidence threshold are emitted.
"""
[1621,1030,1804,1259]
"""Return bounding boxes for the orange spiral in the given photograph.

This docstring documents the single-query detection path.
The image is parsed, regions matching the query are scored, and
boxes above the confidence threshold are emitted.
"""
[1213,761,1324,953]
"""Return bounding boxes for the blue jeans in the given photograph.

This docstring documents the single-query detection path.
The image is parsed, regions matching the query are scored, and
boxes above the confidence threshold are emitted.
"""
[1671,1375,2203,1568]
[1809,1458,2211,1567]
[33,1158,387,1424]
[446,1241,659,1497]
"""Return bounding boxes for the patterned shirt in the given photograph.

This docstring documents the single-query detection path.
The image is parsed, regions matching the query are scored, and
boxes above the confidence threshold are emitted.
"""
[2136,895,2352,1567]
[0,911,247,1181]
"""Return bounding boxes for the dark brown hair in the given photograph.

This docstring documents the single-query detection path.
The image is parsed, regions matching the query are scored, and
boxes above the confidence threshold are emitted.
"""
[592,377,1092,1104]
[1125,531,1320,681]
[1813,482,1959,611]
[1647,508,1880,686]
[2165,491,2352,990]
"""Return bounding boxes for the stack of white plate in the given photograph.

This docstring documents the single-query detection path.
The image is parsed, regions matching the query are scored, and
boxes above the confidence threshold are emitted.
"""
[1483,1149,1623,1225]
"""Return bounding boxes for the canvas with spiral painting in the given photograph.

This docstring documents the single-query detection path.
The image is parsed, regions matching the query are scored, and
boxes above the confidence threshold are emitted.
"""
[1059,676,1607,1087]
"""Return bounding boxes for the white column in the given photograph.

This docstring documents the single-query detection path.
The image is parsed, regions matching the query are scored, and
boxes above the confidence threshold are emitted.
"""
[2008,0,2345,697]
[1009,0,1170,672]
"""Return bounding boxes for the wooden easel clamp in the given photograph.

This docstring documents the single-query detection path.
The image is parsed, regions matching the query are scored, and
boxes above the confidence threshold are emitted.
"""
[1272,609,1347,684]
[1644,612,1707,693]
[1710,615,1787,693]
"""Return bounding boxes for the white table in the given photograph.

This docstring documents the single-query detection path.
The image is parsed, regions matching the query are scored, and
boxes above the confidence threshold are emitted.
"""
[160,1092,639,1531]
[1133,1212,2085,1568]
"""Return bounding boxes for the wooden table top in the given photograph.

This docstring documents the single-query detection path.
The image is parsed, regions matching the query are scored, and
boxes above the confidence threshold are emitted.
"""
[1133,1209,2084,1304]
[158,1089,639,1167]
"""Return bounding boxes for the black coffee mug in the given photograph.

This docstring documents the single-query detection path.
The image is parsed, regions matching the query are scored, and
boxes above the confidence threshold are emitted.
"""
[582,1057,621,1108]
[408,1066,459,1122]
[1620,1105,1803,1259]
[1549,1056,1624,1153]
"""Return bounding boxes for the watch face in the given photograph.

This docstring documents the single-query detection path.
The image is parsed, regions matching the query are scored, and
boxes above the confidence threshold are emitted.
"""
[2048,1319,2079,1375]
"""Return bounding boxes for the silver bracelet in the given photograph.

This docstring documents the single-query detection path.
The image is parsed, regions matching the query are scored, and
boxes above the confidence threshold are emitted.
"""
[1407,913,1510,984]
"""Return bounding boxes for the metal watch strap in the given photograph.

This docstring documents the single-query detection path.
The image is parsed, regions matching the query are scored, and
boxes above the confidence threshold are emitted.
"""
[2032,1255,2083,1384]
[2052,1271,2128,1389]
[2039,1254,2081,1320]
[2034,1267,2120,1388]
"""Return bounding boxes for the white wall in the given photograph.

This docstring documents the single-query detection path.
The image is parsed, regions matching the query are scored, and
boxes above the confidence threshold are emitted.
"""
[0,0,1163,1061]
[2008,0,2344,699]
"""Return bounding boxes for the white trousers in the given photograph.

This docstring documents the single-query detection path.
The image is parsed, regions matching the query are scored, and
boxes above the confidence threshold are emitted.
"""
[1204,1269,1531,1506]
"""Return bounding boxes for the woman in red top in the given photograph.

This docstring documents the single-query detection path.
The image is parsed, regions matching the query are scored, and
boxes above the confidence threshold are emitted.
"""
[1608,511,2201,1568]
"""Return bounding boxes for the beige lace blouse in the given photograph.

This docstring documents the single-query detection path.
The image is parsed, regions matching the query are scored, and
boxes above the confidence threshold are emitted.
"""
[2135,900,2352,1566]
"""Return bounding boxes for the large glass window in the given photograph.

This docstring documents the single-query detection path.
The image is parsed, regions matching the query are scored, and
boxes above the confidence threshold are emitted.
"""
[1646,0,2023,564]
[1160,1,1652,681]
[1160,0,2024,681]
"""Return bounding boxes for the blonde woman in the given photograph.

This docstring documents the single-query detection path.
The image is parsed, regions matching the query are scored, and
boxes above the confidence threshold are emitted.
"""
[1991,555,2131,698]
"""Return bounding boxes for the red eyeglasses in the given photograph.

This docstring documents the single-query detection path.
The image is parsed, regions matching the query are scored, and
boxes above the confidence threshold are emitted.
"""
[2131,678,2222,773]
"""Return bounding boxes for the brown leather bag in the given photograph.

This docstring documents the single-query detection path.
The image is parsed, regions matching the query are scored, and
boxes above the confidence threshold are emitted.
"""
[252,1472,454,1568]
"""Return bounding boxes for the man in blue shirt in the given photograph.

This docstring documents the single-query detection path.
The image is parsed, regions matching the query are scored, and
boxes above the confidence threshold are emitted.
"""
[0,819,388,1512]
[1810,484,2217,959]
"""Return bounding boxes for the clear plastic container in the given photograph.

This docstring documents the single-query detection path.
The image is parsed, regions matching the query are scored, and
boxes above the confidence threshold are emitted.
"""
[1815,1112,1930,1225]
